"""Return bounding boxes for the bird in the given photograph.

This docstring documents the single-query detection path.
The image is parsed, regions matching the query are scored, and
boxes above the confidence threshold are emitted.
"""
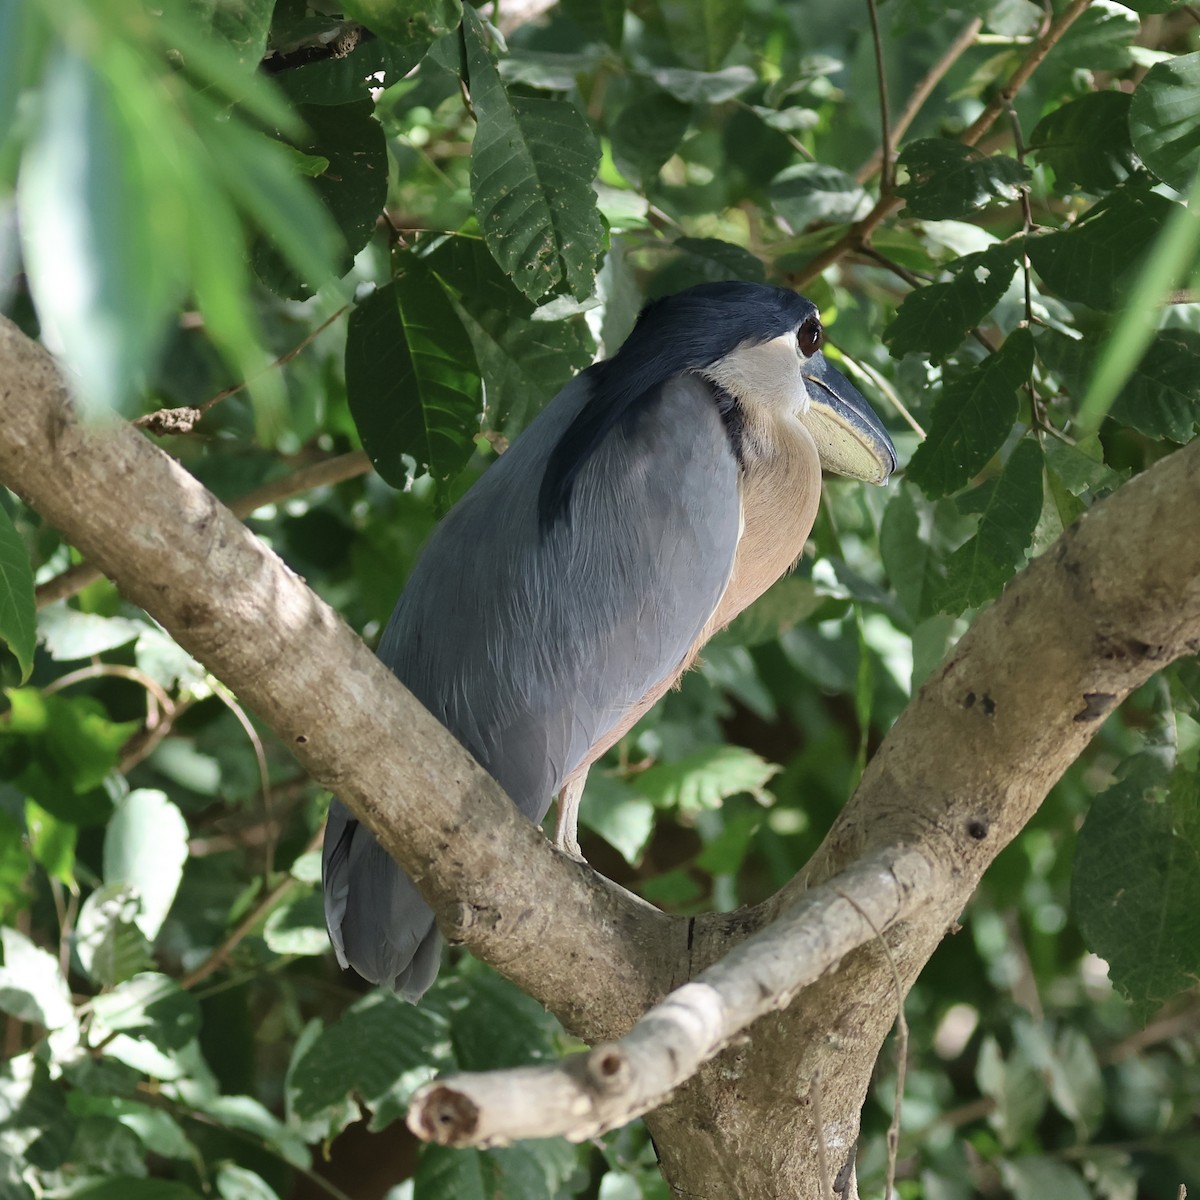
[322,280,897,1000]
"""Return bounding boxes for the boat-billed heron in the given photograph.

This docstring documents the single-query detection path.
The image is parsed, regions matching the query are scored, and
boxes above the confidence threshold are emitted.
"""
[323,280,896,999]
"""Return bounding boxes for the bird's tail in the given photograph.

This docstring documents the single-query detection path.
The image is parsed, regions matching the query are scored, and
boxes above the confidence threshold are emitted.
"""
[321,799,443,1001]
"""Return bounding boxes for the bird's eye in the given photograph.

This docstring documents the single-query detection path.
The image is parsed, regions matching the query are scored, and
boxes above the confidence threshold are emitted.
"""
[797,317,823,357]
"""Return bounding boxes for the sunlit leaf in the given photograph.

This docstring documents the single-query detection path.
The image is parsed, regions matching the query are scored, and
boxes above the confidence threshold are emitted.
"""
[635,746,779,813]
[103,790,189,941]
[770,163,871,233]
[0,504,34,680]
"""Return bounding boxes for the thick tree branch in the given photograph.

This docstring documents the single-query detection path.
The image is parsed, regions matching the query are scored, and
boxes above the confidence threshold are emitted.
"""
[407,847,939,1146]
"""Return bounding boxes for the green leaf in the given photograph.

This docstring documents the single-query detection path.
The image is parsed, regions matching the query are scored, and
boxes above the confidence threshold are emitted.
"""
[414,1142,581,1200]
[896,139,1030,220]
[654,0,746,71]
[18,50,182,413]
[610,89,692,187]
[0,811,28,921]
[0,927,78,1043]
[0,505,34,680]
[634,746,779,814]
[463,5,604,303]
[425,236,595,434]
[713,576,824,647]
[1130,51,1200,191]
[1028,188,1181,311]
[907,328,1033,498]
[646,236,765,296]
[1072,760,1200,1015]
[769,163,871,233]
[560,0,626,47]
[38,606,144,661]
[1028,92,1140,191]
[880,487,946,624]
[90,973,199,1053]
[263,890,329,956]
[345,266,483,493]
[974,1035,1047,1150]
[103,790,189,941]
[1107,329,1200,442]
[1039,1,1138,78]
[932,439,1043,615]
[641,64,755,104]
[74,885,155,987]
[24,800,75,887]
[207,0,274,70]
[578,775,656,866]
[69,1179,201,1200]
[337,0,460,51]
[1000,1158,1092,1200]
[883,244,1017,363]
[216,1164,278,1200]
[287,991,448,1139]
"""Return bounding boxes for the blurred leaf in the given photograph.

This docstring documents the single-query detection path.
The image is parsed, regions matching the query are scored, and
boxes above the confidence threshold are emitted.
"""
[654,0,745,71]
[884,244,1017,363]
[338,0,460,50]
[1028,187,1180,311]
[932,439,1043,615]
[215,1164,277,1200]
[262,890,329,956]
[70,1180,201,1200]
[345,266,483,494]
[769,163,870,233]
[1106,329,1200,442]
[714,576,823,647]
[0,810,28,920]
[611,89,692,186]
[24,800,75,886]
[896,139,1029,220]
[18,50,183,413]
[1073,760,1200,1016]
[646,236,765,296]
[1129,51,1200,191]
[880,487,945,625]
[91,974,199,1053]
[0,505,34,680]
[207,0,274,69]
[1000,1158,1091,1200]
[561,0,626,47]
[0,927,77,1043]
[907,328,1033,498]
[1040,1,1138,76]
[635,746,779,814]
[975,1035,1047,1150]
[38,606,144,660]
[103,790,188,941]
[75,884,155,987]
[1028,92,1140,191]
[641,64,755,104]
[463,5,604,303]
[577,773,656,865]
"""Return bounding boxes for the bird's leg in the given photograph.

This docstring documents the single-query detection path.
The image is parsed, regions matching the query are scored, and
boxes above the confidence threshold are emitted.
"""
[554,771,588,862]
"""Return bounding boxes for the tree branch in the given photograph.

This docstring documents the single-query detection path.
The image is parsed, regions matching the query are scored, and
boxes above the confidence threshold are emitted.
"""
[408,847,939,1146]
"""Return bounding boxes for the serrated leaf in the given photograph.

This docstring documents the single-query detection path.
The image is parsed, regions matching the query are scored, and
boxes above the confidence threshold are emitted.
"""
[425,236,595,435]
[1028,188,1180,311]
[884,244,1017,363]
[0,505,34,680]
[896,139,1029,220]
[634,745,779,813]
[1042,435,1120,498]
[907,328,1033,498]
[1072,759,1200,1016]
[655,0,746,71]
[287,991,448,1139]
[1130,51,1200,190]
[1029,92,1140,191]
[103,790,188,941]
[464,5,603,303]
[932,439,1043,615]
[345,266,483,494]
[769,162,871,233]
[338,0,460,51]
[74,884,155,987]
[414,1142,581,1200]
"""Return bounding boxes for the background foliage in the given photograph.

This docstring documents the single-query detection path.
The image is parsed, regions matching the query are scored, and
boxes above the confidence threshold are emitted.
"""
[2,0,1200,1197]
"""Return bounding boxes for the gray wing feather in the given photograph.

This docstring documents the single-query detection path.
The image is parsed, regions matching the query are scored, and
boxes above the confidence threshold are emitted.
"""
[322,372,741,996]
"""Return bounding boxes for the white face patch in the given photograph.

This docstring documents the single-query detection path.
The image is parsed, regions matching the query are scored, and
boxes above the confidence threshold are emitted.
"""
[700,333,809,417]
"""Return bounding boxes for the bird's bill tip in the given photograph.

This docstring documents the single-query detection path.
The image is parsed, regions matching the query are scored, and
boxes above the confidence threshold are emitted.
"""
[800,357,897,485]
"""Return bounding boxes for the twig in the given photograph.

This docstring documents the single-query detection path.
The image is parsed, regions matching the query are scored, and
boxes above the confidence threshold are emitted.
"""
[857,17,983,183]
[35,450,372,608]
[178,828,322,990]
[865,0,895,193]
[795,0,1093,289]
[406,847,938,1147]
